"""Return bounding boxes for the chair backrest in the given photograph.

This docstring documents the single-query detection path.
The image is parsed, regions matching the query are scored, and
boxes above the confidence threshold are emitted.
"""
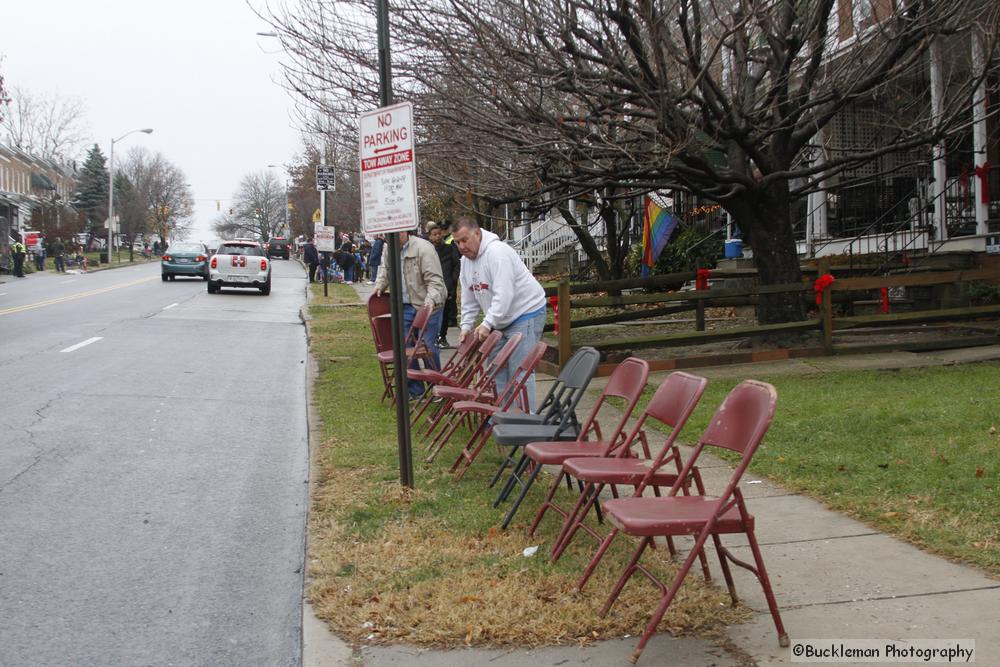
[367,292,390,320]
[436,329,481,378]
[367,293,392,352]
[471,332,523,393]
[578,357,650,449]
[495,341,549,412]
[537,347,600,431]
[620,372,708,494]
[668,379,778,499]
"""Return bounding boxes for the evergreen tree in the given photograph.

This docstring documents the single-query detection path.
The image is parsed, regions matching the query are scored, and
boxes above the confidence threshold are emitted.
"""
[72,144,109,232]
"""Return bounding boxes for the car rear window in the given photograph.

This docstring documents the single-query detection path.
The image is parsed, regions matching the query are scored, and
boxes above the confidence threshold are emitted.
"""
[167,243,204,253]
[218,244,264,256]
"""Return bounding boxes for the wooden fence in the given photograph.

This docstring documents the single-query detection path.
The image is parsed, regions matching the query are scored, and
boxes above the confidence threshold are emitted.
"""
[542,264,1000,369]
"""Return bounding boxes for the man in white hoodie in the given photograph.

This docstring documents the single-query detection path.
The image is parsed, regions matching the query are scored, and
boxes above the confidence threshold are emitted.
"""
[453,217,547,411]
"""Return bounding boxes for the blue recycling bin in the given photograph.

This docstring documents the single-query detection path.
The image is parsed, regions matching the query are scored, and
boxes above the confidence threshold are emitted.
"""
[724,239,743,259]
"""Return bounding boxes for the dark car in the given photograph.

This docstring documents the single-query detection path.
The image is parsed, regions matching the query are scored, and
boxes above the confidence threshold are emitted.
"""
[161,242,209,281]
[265,237,291,259]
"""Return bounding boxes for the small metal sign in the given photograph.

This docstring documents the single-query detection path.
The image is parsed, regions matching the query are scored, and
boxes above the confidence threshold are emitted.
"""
[316,165,336,191]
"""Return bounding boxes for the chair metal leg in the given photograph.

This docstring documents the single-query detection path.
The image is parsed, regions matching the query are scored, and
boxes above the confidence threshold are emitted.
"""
[499,462,542,530]
[527,470,567,537]
[599,535,651,617]
[745,527,789,647]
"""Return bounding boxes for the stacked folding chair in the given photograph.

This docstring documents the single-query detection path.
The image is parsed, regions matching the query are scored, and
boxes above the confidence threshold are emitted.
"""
[425,341,548,465]
[449,346,601,480]
[421,332,522,456]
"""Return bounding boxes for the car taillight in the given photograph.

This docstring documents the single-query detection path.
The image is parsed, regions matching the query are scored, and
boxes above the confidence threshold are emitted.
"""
[196,255,206,262]
[211,256,217,269]
[162,254,172,262]
[260,259,268,271]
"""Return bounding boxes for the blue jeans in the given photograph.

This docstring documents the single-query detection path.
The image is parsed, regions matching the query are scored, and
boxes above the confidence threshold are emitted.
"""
[403,304,443,397]
[492,311,546,413]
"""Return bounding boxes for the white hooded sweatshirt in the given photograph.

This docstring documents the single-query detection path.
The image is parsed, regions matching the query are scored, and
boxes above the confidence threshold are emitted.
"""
[459,229,547,332]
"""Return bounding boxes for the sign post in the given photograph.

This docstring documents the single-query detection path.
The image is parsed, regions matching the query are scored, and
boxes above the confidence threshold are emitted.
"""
[362,0,416,488]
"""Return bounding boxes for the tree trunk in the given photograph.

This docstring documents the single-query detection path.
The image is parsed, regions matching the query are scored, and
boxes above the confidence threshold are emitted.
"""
[557,205,611,281]
[726,183,807,325]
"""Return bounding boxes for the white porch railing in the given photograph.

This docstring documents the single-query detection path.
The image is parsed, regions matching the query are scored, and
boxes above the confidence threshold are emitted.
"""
[511,207,605,271]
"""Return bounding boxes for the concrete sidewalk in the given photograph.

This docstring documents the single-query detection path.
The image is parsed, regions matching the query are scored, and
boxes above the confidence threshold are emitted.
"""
[307,283,1000,666]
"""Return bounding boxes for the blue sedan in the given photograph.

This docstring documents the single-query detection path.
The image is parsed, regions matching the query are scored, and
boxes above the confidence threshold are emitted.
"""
[162,242,210,281]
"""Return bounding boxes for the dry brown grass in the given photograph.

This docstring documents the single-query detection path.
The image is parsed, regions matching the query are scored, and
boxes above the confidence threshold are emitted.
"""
[307,460,748,648]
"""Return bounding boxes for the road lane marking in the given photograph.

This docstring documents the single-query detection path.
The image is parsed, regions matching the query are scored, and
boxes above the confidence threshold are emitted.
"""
[162,303,178,310]
[0,276,158,317]
[60,280,76,284]
[61,337,104,353]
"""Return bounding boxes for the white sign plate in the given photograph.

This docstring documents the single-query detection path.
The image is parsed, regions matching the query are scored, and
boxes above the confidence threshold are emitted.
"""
[359,101,419,234]
[314,223,338,253]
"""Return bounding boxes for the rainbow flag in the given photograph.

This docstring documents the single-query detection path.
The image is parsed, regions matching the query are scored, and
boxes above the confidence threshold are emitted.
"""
[641,195,678,276]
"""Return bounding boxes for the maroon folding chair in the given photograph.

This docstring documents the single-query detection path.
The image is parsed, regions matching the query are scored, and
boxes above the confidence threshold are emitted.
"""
[416,330,503,444]
[367,293,394,403]
[408,333,483,428]
[422,332,522,455]
[426,341,548,469]
[376,304,437,405]
[493,357,650,530]
[549,372,709,583]
[596,380,787,665]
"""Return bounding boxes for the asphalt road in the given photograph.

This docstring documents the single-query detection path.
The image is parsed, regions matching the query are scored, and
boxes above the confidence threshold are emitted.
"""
[0,260,310,665]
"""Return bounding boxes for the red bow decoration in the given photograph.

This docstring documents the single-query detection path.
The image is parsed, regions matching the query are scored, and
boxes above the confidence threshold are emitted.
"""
[975,162,991,204]
[696,268,711,291]
[880,287,890,314]
[814,273,835,305]
[549,296,559,335]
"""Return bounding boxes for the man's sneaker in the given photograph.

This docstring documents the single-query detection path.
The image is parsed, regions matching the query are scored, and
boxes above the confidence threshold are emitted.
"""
[437,338,451,349]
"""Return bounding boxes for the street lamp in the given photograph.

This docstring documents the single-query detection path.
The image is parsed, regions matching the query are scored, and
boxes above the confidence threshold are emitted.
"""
[108,128,153,263]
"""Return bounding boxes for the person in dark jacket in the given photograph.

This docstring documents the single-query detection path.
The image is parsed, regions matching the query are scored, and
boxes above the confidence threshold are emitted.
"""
[428,222,462,348]
[367,235,384,284]
[303,238,320,282]
[338,240,356,283]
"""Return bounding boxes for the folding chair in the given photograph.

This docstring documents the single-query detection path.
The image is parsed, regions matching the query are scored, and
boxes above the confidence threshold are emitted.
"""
[421,332,522,454]
[426,341,547,466]
[376,304,437,404]
[493,357,650,530]
[596,380,787,665]
[408,333,483,427]
[548,372,709,583]
[449,346,600,480]
[367,293,394,403]
[417,330,503,444]
[486,348,601,490]
[491,346,600,429]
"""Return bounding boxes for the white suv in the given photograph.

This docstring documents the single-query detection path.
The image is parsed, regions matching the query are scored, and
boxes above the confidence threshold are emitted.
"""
[208,241,272,295]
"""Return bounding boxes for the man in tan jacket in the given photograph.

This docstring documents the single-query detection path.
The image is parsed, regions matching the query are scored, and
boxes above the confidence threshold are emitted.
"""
[374,229,447,398]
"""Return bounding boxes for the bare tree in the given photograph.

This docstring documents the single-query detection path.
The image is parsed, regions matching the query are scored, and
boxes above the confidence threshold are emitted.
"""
[268,0,1000,323]
[215,170,287,242]
[120,147,195,247]
[1,86,89,162]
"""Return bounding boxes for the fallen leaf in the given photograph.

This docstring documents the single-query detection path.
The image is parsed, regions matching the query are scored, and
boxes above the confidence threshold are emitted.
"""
[883,511,899,519]
[975,468,984,478]
[989,426,997,436]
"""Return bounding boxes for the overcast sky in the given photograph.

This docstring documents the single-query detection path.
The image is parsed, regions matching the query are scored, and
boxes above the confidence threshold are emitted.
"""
[2,0,300,242]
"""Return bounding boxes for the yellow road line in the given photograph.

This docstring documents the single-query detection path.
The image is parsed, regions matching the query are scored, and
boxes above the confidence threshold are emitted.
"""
[0,276,159,316]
